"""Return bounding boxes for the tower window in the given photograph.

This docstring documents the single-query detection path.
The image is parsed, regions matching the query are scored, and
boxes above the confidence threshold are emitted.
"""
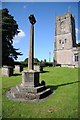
[74,54,78,62]
[59,40,61,44]
[62,41,64,49]
[65,39,67,43]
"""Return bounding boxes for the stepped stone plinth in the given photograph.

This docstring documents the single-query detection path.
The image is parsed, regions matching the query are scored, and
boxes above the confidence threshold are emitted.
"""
[7,68,52,102]
[6,14,52,102]
[7,84,51,102]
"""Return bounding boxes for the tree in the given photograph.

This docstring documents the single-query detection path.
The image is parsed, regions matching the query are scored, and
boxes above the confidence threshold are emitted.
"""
[34,58,40,64]
[77,42,80,47]
[0,10,2,67]
[2,8,22,65]
[44,59,46,63]
[24,58,28,65]
[21,58,40,66]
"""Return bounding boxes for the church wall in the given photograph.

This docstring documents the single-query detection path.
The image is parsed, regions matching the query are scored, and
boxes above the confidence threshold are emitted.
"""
[54,12,79,68]
[54,49,72,65]
[55,33,72,50]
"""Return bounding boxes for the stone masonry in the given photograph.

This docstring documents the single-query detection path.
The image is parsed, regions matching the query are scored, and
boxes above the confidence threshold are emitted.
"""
[54,12,80,67]
[34,65,43,72]
[2,66,13,77]
[7,14,52,102]
[15,65,23,72]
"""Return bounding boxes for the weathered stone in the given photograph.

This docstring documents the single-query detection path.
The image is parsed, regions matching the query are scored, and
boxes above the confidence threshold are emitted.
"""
[28,24,34,70]
[15,65,23,72]
[6,84,52,101]
[54,12,80,68]
[2,66,13,77]
[6,14,52,102]
[34,65,43,72]
[21,70,39,87]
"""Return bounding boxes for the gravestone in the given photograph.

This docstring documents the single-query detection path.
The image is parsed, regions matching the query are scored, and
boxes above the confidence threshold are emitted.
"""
[15,65,23,72]
[34,65,43,72]
[2,66,13,77]
[7,15,52,102]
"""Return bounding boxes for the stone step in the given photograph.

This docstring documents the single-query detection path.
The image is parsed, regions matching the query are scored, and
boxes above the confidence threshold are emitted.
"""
[9,85,52,100]
[11,87,17,93]
[15,84,46,93]
[10,87,18,98]
[35,85,46,93]
[37,88,52,99]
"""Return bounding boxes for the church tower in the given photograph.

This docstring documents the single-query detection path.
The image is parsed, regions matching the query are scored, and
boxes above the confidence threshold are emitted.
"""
[54,12,76,66]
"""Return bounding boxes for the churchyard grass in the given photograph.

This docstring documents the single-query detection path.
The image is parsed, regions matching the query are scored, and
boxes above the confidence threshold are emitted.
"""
[0,68,2,119]
[2,67,79,118]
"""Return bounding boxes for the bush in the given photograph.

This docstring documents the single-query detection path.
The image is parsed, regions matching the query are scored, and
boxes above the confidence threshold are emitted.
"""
[40,62,53,67]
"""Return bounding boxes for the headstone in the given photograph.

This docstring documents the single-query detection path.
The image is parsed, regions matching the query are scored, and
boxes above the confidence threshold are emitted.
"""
[7,15,52,102]
[2,66,13,77]
[34,65,43,72]
[15,65,23,72]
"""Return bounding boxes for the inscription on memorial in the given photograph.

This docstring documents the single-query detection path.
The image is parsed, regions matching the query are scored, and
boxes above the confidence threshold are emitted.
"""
[28,73,33,82]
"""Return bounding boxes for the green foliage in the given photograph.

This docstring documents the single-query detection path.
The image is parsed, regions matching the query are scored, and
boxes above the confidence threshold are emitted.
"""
[41,61,53,67]
[2,67,79,118]
[34,58,40,64]
[21,58,40,66]
[2,8,22,65]
[40,59,53,67]
[77,42,80,47]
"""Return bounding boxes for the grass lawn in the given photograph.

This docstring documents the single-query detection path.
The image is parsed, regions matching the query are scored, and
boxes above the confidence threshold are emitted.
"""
[0,68,2,120]
[2,67,79,118]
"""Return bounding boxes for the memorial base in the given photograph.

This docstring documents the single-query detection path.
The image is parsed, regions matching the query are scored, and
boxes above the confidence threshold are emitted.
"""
[21,70,39,87]
[7,70,52,102]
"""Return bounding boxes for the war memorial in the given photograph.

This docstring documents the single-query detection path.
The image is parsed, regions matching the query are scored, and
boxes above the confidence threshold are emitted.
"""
[6,15,52,102]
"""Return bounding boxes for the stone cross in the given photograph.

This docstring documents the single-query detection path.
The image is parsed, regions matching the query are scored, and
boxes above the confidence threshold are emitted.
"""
[28,15,36,70]
[6,14,52,102]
